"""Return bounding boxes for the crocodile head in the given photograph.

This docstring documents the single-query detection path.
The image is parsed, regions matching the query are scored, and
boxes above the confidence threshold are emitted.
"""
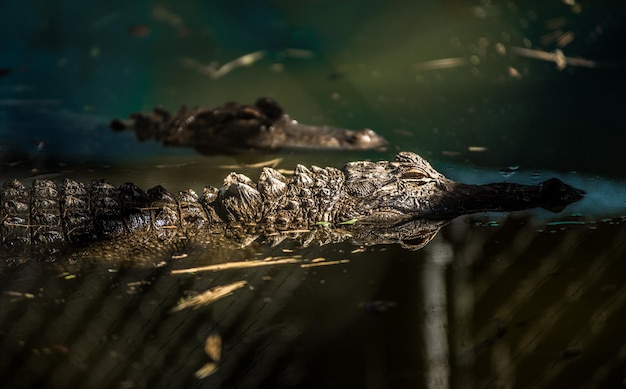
[340,152,450,224]
[338,152,585,224]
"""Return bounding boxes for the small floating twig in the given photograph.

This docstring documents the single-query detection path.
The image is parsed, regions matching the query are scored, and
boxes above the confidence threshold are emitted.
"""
[169,280,247,312]
[195,362,218,379]
[170,257,301,274]
[3,291,35,299]
[182,50,266,79]
[219,157,283,169]
[300,259,350,268]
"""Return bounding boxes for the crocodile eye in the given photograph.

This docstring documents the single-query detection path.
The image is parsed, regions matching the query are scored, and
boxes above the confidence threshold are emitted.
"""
[400,169,427,180]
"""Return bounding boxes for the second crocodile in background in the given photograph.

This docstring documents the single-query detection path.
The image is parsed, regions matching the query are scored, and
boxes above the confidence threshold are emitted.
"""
[110,97,388,155]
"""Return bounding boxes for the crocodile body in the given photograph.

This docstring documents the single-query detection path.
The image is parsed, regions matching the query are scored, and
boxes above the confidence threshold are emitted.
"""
[110,97,388,155]
[0,152,583,262]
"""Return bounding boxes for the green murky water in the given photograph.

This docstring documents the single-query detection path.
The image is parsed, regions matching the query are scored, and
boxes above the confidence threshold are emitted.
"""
[1,1,626,388]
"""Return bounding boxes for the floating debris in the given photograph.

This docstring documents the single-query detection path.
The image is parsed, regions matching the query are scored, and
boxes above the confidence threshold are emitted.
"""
[171,253,188,260]
[540,29,568,46]
[414,57,468,72]
[127,280,152,294]
[195,362,218,379]
[56,272,77,280]
[3,291,35,300]
[182,50,266,79]
[281,48,315,59]
[507,66,522,79]
[301,259,350,268]
[557,31,575,47]
[468,146,488,152]
[126,280,151,287]
[171,257,301,274]
[510,46,598,71]
[204,333,222,361]
[169,280,247,312]
[275,168,295,175]
[219,157,283,169]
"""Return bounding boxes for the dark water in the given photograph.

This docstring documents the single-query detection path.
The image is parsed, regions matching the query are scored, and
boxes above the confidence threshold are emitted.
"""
[1,1,626,388]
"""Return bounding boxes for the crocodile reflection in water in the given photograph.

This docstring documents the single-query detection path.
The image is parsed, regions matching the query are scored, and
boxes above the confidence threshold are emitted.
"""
[0,152,584,263]
[110,97,388,155]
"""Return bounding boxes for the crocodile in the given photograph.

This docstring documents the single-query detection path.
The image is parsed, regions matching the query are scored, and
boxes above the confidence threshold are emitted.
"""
[0,152,583,263]
[110,97,388,155]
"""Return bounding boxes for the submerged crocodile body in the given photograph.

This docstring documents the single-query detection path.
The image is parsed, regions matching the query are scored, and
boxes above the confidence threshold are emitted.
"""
[110,97,388,155]
[0,152,583,262]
